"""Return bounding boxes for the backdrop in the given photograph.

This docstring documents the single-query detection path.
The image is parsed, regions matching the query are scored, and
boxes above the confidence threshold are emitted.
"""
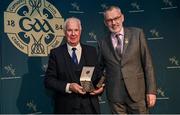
[0,0,180,114]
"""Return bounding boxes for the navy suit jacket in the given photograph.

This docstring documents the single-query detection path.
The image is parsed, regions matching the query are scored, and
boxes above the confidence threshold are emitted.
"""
[44,43,100,113]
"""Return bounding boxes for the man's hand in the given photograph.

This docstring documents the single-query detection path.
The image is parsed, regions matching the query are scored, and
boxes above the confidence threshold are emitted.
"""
[69,83,86,94]
[90,84,105,95]
[146,94,156,108]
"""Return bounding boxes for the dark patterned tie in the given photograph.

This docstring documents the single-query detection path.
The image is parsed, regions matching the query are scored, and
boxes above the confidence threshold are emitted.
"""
[115,34,122,57]
[72,48,78,64]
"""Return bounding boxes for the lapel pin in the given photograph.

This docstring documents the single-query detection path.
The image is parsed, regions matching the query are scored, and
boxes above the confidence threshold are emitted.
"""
[125,38,128,44]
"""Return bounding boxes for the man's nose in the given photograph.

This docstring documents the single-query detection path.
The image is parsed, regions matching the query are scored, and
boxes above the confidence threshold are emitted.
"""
[72,31,75,35]
[112,20,116,24]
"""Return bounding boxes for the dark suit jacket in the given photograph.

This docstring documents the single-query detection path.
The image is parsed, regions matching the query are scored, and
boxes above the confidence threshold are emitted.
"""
[98,27,156,102]
[44,43,100,113]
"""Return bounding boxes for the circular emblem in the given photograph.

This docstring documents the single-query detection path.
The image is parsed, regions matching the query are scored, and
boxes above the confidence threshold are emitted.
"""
[4,0,64,56]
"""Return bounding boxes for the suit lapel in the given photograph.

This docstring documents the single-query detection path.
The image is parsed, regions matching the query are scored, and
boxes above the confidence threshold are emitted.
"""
[62,44,79,82]
[106,35,122,62]
[80,44,87,65]
[122,28,130,57]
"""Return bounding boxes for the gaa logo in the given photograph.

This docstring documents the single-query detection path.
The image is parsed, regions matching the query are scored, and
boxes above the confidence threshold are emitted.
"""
[4,0,64,56]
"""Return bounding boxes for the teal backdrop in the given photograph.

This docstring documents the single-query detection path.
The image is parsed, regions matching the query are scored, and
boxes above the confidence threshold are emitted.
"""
[0,0,180,114]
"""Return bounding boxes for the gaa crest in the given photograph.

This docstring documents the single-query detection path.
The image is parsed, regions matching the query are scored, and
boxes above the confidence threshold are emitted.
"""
[4,0,64,56]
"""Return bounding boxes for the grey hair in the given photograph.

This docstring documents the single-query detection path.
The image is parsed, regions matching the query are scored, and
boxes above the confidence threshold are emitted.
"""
[103,6,122,17]
[63,17,82,31]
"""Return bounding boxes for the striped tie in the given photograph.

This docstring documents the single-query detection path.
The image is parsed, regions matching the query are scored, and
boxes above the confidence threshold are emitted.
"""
[115,34,122,57]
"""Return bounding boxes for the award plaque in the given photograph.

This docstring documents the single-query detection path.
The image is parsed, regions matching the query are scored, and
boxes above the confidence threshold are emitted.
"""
[80,66,95,92]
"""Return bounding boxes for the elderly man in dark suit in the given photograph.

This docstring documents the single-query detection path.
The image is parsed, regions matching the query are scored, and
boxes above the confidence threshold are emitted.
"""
[97,6,157,114]
[44,17,103,114]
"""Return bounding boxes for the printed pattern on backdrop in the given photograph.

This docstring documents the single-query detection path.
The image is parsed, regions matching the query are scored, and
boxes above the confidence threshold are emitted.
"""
[0,0,180,114]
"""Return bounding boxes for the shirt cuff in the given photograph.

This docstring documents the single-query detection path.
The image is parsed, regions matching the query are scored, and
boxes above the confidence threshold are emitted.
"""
[65,83,72,93]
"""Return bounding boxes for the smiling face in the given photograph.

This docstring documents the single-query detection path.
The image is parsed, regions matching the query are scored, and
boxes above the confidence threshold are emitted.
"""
[64,18,82,47]
[104,7,124,34]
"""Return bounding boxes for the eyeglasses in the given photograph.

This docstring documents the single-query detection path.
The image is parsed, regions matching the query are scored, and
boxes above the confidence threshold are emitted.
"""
[105,15,122,23]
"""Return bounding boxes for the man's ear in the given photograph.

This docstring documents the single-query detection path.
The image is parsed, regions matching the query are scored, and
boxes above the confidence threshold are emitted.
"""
[104,20,107,27]
[122,14,124,23]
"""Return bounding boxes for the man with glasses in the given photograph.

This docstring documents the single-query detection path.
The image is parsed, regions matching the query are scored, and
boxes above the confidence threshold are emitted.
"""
[97,6,157,114]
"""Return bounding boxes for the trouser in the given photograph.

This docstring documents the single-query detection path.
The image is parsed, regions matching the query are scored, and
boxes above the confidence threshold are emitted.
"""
[108,99,148,114]
[73,96,96,114]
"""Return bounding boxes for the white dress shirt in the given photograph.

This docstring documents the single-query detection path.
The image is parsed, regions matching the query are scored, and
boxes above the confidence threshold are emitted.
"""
[67,43,82,64]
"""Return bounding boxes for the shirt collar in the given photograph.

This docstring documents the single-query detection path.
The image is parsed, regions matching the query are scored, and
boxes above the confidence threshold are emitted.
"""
[67,43,81,51]
[111,27,124,38]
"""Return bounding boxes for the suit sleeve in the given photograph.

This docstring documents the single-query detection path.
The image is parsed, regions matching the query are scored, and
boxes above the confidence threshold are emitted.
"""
[140,29,157,95]
[44,50,67,94]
